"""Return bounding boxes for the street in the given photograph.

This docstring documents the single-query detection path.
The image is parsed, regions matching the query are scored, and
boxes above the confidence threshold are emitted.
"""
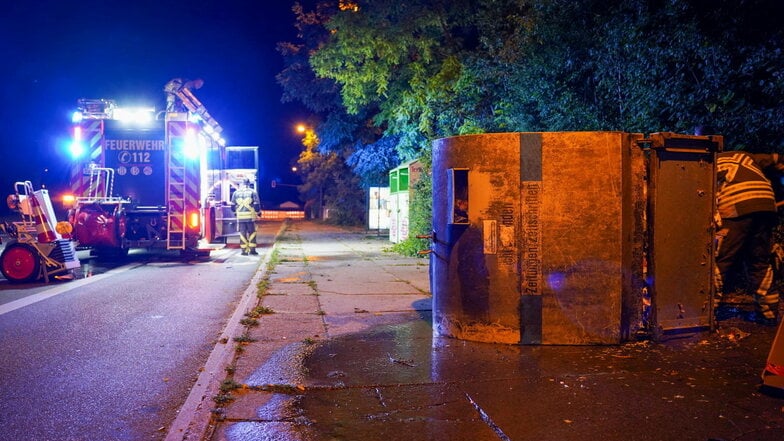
[0,224,278,441]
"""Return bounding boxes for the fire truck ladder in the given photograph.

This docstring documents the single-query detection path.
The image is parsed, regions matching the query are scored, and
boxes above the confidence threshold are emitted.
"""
[174,86,223,137]
[166,162,186,250]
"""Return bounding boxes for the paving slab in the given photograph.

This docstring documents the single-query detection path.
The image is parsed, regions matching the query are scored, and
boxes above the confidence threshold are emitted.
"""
[266,282,314,296]
[245,314,326,343]
[324,311,430,337]
[318,293,431,315]
[260,293,321,314]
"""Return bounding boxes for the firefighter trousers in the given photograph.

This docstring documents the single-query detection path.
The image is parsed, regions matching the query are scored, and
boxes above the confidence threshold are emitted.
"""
[715,212,779,319]
[238,220,257,255]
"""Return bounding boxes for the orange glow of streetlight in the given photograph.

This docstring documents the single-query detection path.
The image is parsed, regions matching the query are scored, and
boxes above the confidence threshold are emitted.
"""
[294,123,319,149]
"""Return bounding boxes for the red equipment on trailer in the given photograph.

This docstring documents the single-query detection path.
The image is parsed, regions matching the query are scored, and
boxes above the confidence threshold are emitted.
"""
[1,181,80,283]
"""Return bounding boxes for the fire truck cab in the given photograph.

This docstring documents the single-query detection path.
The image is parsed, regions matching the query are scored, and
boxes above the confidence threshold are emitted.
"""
[66,81,258,257]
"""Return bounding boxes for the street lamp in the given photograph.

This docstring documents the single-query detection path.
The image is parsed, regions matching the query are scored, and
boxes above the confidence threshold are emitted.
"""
[294,123,319,149]
[293,122,323,219]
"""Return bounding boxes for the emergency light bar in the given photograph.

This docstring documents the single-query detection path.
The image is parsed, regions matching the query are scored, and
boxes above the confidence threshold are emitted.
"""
[74,98,117,121]
[72,99,155,125]
[113,107,155,124]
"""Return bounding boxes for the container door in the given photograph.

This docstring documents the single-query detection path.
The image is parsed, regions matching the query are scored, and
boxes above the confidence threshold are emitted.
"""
[646,132,721,338]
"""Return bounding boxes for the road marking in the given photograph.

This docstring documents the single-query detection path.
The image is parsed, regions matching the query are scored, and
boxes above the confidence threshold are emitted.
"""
[0,263,140,316]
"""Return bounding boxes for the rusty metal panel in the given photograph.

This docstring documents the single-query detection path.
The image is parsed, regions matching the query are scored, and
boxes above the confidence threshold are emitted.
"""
[431,132,646,345]
[432,133,522,344]
[528,132,644,344]
[646,133,720,337]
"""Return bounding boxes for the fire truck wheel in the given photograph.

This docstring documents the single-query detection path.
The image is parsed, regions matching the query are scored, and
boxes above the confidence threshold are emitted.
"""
[0,243,41,283]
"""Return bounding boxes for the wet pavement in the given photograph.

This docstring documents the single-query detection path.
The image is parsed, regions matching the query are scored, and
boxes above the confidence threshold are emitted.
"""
[170,220,784,441]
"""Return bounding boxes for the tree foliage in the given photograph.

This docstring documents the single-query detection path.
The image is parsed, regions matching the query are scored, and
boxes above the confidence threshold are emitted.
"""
[283,0,784,147]
[295,133,366,225]
[278,0,784,229]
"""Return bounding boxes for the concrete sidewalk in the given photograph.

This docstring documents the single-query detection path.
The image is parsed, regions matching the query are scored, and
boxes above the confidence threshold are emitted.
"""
[177,220,784,441]
[201,220,430,441]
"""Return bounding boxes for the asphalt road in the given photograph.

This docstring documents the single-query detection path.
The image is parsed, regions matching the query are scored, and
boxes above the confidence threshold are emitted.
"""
[0,240,268,441]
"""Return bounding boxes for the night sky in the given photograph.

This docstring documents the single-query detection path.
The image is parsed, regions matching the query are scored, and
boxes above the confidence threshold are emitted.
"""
[0,0,309,209]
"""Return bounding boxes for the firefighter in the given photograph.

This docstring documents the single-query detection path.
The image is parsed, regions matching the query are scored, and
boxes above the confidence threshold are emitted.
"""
[163,78,203,112]
[163,78,183,112]
[715,150,784,326]
[231,179,260,255]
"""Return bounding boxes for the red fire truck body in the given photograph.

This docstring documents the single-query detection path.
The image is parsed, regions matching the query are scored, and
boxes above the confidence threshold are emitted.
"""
[66,83,257,256]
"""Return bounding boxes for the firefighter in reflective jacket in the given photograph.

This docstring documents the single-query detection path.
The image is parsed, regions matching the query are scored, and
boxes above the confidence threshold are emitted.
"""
[231,179,260,255]
[715,150,784,326]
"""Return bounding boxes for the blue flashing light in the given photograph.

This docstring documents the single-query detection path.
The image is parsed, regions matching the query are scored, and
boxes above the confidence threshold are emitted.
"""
[69,126,85,159]
[183,129,200,160]
[69,141,85,159]
[71,111,84,123]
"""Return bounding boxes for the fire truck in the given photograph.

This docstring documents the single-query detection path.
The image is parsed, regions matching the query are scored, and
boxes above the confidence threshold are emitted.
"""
[65,79,258,257]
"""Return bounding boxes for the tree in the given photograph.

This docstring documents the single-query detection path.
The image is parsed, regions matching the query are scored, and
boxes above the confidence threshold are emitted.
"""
[294,125,365,225]
[307,0,483,156]
[278,1,400,212]
[299,0,784,150]
[279,0,784,241]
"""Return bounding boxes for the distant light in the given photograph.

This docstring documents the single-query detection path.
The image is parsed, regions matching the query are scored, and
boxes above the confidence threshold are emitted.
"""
[71,111,84,123]
[296,124,307,133]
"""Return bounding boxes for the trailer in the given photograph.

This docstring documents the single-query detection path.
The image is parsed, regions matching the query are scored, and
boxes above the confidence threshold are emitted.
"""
[1,181,80,283]
[65,80,258,257]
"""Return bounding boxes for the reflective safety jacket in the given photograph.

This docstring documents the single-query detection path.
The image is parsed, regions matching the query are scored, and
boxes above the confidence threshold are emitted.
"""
[231,186,260,221]
[716,151,779,219]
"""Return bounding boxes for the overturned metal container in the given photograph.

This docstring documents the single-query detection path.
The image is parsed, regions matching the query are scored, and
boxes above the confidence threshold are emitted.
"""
[429,132,720,344]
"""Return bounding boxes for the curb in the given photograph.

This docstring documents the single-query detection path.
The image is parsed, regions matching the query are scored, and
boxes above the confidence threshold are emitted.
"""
[164,221,290,441]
